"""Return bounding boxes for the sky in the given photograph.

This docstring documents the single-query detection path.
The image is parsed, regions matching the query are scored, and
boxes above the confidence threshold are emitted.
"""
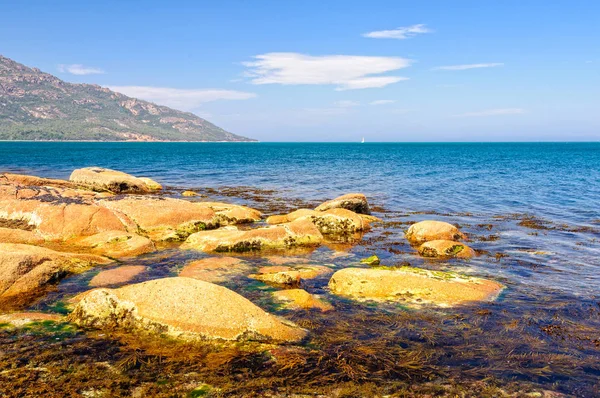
[1,0,599,142]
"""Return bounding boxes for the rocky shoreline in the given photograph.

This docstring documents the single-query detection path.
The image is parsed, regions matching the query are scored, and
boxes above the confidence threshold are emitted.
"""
[2,167,583,397]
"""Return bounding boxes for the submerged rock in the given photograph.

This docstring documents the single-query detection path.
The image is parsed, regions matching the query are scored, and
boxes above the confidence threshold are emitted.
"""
[405,220,466,244]
[0,243,111,309]
[315,193,371,215]
[360,255,381,266]
[418,240,476,259]
[252,264,333,286]
[182,218,323,252]
[89,265,147,287]
[267,208,367,234]
[273,289,334,312]
[179,256,251,283]
[328,267,504,307]
[75,231,155,259]
[69,167,161,193]
[98,197,217,241]
[69,277,307,343]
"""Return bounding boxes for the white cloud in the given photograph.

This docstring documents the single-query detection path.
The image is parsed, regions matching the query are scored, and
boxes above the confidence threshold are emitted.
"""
[243,52,411,90]
[363,24,432,40]
[334,100,360,107]
[453,108,525,117]
[58,64,105,75]
[370,100,396,105]
[433,63,504,71]
[108,86,257,111]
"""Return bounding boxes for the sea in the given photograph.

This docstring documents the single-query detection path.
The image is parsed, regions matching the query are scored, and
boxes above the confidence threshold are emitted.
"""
[1,141,599,395]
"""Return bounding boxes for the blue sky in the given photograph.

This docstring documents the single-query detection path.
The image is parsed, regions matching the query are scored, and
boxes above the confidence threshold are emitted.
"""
[1,0,599,141]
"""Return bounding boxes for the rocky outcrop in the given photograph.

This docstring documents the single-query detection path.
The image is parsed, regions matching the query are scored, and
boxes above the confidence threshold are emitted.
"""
[182,219,323,252]
[69,167,161,193]
[179,257,251,283]
[89,265,147,287]
[273,289,333,312]
[418,240,475,259]
[266,208,367,234]
[405,220,466,244]
[328,267,504,307]
[0,243,111,309]
[74,231,155,259]
[0,227,44,244]
[315,193,370,215]
[98,197,217,241]
[69,277,307,342]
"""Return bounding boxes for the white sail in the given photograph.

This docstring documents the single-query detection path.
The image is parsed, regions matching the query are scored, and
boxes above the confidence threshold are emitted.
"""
[361,137,365,143]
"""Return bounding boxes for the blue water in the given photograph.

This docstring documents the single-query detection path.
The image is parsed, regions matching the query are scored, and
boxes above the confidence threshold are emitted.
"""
[3,142,600,395]
[1,142,599,222]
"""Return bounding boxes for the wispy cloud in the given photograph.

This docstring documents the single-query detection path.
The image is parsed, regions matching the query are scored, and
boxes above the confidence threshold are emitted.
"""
[243,52,411,90]
[363,24,432,40]
[370,100,396,105]
[108,86,257,111]
[453,108,525,117]
[58,64,105,75]
[433,63,504,71]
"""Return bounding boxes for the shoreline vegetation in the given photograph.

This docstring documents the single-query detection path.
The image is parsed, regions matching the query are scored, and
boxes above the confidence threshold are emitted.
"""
[0,167,598,396]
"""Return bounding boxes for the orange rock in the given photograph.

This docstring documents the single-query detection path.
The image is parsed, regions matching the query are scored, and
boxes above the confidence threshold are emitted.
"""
[252,264,332,286]
[69,277,307,342]
[273,289,333,312]
[405,220,466,244]
[74,231,155,259]
[418,240,476,259]
[89,265,147,287]
[267,208,366,234]
[0,227,44,245]
[69,167,157,193]
[0,243,111,309]
[199,202,262,224]
[315,193,370,214]
[328,267,504,307]
[179,257,251,283]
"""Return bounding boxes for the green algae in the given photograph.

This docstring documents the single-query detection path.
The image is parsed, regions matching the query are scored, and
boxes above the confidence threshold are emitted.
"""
[360,255,380,266]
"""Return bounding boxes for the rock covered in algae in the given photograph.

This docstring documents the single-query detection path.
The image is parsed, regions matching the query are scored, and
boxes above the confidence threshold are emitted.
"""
[182,218,323,252]
[252,265,333,286]
[418,240,476,259]
[69,167,161,193]
[89,265,147,287]
[179,256,251,283]
[405,220,466,244]
[360,255,381,266]
[75,231,155,259]
[315,193,371,215]
[273,289,334,312]
[69,277,307,343]
[266,208,368,234]
[328,267,504,307]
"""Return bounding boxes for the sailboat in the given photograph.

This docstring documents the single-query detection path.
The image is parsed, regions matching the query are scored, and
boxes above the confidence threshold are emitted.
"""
[361,137,365,143]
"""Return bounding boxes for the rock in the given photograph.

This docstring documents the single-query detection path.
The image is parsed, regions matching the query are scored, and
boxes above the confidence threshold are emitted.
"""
[98,197,217,241]
[315,193,370,215]
[1,173,81,190]
[405,220,466,244]
[69,277,307,342]
[328,267,504,307]
[0,312,64,327]
[360,255,380,266]
[199,202,262,225]
[265,256,311,266]
[0,227,44,244]
[74,231,155,259]
[179,257,251,283]
[418,240,476,259]
[267,208,366,234]
[273,289,333,312]
[69,167,156,193]
[138,177,162,191]
[182,218,323,252]
[0,243,111,309]
[89,265,147,287]
[0,196,129,240]
[252,265,333,286]
[182,190,198,197]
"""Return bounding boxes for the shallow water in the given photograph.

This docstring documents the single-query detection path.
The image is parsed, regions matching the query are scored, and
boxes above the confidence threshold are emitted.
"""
[2,142,600,396]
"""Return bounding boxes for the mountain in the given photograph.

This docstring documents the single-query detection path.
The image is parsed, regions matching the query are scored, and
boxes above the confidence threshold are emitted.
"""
[0,55,255,141]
